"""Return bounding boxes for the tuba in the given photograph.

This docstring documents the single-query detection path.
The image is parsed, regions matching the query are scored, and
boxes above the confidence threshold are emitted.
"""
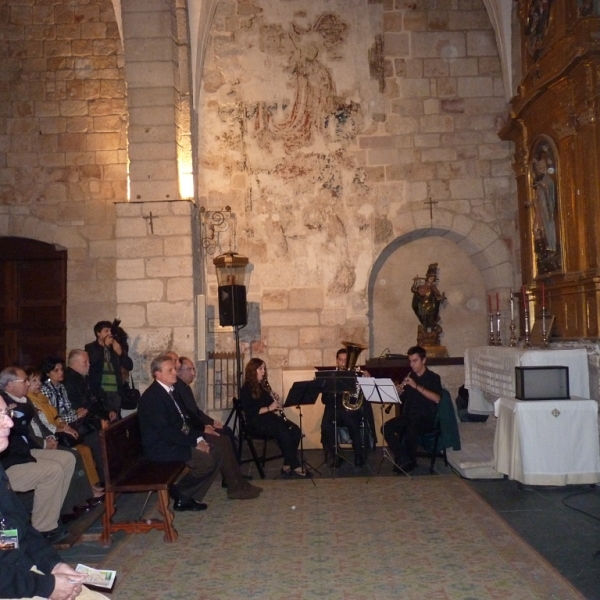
[341,341,367,411]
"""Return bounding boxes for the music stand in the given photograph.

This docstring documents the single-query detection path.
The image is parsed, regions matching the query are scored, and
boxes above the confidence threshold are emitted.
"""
[315,370,357,474]
[357,378,409,479]
[284,379,324,482]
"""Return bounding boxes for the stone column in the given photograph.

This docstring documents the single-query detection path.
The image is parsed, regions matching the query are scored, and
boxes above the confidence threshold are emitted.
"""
[115,200,197,384]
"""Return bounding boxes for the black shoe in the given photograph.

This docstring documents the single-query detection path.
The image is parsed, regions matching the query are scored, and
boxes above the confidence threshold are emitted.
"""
[354,454,364,467]
[42,526,70,544]
[393,460,417,475]
[221,480,228,489]
[172,499,208,512]
[86,496,104,508]
[168,483,183,502]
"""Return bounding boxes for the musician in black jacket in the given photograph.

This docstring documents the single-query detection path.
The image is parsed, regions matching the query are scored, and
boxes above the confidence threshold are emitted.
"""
[383,346,442,474]
[239,358,306,478]
[320,348,366,468]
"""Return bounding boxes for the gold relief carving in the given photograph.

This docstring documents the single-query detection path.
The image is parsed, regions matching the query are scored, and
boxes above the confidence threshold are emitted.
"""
[552,118,577,139]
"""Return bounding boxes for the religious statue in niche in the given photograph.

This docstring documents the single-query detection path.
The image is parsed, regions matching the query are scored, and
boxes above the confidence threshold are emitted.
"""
[528,138,561,274]
[525,0,553,59]
[578,0,600,17]
[411,263,447,355]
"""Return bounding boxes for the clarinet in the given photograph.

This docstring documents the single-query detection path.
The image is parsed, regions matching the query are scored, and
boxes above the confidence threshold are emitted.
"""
[263,378,289,422]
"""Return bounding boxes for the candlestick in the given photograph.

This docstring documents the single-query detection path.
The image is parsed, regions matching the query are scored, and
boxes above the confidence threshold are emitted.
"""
[495,311,502,346]
[523,309,531,348]
[510,291,514,321]
[489,313,496,346]
[522,286,528,313]
[541,282,545,310]
[541,306,548,349]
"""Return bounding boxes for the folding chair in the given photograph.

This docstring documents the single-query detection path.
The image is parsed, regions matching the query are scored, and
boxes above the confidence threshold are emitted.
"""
[233,398,282,479]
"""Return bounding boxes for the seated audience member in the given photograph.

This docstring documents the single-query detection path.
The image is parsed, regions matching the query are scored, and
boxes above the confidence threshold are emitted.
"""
[240,358,307,478]
[27,366,103,496]
[63,349,116,422]
[41,357,105,486]
[138,354,222,511]
[0,367,75,544]
[383,346,443,474]
[166,351,259,495]
[166,351,236,447]
[0,394,108,600]
[85,320,133,414]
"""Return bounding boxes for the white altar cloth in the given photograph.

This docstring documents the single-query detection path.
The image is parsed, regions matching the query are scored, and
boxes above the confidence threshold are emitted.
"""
[464,346,589,414]
[493,397,600,486]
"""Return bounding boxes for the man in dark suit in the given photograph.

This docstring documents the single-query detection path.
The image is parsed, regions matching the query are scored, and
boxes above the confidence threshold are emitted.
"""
[138,354,259,512]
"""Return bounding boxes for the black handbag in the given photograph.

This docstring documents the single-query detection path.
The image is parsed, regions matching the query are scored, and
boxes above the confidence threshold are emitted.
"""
[121,374,140,410]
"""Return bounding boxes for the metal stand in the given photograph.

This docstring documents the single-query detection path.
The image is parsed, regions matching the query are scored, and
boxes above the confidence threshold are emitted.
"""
[294,403,318,485]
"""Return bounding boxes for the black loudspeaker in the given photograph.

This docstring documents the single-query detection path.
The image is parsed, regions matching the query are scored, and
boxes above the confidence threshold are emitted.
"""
[514,366,570,400]
[217,285,247,327]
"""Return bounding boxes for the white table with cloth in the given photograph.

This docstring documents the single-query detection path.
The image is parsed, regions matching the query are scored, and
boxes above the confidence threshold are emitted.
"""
[464,346,589,414]
[493,396,600,485]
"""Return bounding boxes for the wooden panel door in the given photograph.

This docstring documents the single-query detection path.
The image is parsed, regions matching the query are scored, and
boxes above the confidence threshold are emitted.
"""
[0,237,66,367]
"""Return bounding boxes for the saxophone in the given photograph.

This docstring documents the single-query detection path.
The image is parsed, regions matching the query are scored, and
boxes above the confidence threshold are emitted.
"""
[263,378,289,422]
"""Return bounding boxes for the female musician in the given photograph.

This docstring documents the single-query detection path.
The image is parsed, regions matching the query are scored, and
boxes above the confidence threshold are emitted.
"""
[240,358,307,478]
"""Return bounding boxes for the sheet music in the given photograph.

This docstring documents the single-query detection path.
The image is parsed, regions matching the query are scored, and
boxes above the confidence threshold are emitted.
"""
[358,377,401,404]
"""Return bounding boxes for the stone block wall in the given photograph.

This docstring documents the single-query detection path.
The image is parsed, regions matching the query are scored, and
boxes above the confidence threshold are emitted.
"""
[115,200,197,384]
[0,0,127,351]
[198,0,517,392]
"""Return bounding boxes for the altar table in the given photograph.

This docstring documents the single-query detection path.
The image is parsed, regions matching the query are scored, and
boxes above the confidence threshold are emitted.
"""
[464,346,589,414]
[493,396,600,486]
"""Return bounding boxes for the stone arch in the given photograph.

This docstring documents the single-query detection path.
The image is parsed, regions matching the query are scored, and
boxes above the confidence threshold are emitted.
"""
[368,209,514,353]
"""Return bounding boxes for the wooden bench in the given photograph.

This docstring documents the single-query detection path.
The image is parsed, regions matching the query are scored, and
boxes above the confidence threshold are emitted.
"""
[99,412,185,545]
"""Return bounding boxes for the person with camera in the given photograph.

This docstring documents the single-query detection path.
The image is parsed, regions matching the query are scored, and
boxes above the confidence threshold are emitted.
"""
[84,320,133,414]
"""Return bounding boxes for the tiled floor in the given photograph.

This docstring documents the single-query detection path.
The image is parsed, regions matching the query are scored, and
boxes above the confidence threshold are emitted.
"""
[58,446,600,599]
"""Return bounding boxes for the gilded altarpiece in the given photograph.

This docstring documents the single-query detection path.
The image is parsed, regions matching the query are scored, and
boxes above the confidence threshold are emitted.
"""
[501,0,600,339]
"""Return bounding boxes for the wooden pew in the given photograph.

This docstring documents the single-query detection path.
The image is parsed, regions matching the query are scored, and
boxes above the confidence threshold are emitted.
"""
[99,413,185,545]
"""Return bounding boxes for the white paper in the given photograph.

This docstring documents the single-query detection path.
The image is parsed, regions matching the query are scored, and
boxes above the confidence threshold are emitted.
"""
[75,564,117,589]
[358,378,401,405]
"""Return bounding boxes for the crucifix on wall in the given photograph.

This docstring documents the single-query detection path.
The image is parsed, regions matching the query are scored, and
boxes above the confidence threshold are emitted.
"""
[143,211,159,234]
[424,197,438,224]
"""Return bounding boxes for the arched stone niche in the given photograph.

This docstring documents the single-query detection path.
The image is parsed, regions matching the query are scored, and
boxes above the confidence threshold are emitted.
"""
[369,214,514,357]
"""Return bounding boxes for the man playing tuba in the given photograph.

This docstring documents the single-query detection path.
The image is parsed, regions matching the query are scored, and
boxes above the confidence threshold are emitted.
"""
[320,346,374,468]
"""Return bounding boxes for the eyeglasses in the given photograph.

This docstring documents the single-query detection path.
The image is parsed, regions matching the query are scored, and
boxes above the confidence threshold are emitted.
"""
[11,379,29,385]
[180,366,196,372]
[0,409,15,423]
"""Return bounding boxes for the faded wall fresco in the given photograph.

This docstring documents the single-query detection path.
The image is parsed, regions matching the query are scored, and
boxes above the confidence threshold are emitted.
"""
[199,0,516,372]
[201,1,381,304]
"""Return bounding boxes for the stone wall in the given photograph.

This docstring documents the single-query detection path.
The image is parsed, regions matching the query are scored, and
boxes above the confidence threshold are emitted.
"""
[0,0,127,350]
[198,0,517,392]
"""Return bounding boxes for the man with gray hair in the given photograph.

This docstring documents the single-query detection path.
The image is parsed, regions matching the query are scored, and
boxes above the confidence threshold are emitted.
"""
[0,366,75,544]
[138,354,223,511]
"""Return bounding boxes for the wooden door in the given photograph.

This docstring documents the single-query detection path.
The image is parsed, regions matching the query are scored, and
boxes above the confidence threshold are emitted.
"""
[0,237,67,367]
